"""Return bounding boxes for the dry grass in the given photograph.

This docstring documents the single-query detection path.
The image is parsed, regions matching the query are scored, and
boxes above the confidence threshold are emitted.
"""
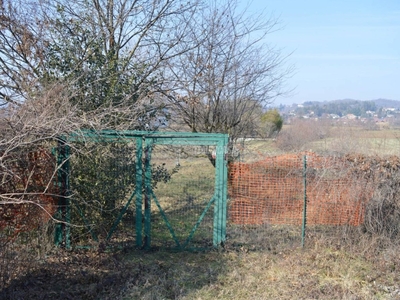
[2,234,400,299]
[275,122,400,156]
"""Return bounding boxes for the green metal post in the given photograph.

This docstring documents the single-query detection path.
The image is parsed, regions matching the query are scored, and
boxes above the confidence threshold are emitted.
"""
[65,144,71,249]
[213,139,228,247]
[54,145,63,246]
[54,139,71,249]
[135,137,143,247]
[301,155,307,248]
[143,138,153,249]
[220,139,228,245]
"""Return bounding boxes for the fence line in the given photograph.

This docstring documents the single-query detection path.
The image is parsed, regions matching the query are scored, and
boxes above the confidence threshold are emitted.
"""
[3,148,400,289]
[228,152,374,227]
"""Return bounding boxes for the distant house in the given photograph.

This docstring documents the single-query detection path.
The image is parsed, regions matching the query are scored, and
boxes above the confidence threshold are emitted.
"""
[383,107,396,112]
[344,114,357,120]
[329,114,340,119]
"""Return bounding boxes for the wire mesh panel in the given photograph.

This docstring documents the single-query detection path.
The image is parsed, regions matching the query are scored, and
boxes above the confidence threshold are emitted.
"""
[67,141,138,248]
[150,145,216,250]
[0,223,55,290]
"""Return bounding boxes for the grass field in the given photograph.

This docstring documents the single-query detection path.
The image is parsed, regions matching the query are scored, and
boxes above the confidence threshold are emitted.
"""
[2,126,400,299]
[278,123,400,156]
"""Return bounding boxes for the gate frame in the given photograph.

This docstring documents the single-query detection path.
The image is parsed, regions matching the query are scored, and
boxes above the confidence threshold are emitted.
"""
[57,130,229,249]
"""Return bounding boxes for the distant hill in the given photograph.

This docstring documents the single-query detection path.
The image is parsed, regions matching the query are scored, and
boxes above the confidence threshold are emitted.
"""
[304,98,400,108]
[318,98,400,109]
[372,99,400,109]
[282,98,400,117]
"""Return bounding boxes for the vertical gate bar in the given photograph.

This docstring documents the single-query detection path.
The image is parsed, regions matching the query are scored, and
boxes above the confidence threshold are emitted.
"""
[212,144,220,246]
[64,144,71,249]
[54,145,62,246]
[144,138,153,249]
[54,144,63,246]
[135,137,143,247]
[213,139,228,247]
[54,139,71,249]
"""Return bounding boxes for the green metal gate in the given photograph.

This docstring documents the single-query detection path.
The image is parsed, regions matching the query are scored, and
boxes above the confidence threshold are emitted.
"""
[55,130,228,251]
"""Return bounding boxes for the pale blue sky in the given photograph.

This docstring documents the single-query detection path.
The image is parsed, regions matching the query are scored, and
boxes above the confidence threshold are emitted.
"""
[245,0,400,105]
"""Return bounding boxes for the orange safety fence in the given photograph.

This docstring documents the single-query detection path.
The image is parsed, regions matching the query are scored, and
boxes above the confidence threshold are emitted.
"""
[0,148,58,240]
[228,152,374,226]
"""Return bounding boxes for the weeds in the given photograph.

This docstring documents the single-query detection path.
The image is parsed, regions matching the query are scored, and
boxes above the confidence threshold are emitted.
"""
[1,230,400,299]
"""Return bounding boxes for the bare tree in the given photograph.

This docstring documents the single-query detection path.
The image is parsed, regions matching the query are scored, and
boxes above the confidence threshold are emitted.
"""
[0,0,47,105]
[0,0,200,128]
[0,85,77,239]
[165,0,293,157]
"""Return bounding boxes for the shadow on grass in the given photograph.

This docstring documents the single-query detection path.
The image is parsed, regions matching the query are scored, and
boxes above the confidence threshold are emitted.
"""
[0,246,229,300]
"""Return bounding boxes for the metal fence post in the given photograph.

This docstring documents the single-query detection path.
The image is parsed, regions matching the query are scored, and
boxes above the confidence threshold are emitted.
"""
[143,138,153,250]
[301,155,307,248]
[54,139,71,249]
[135,137,143,248]
[213,137,228,247]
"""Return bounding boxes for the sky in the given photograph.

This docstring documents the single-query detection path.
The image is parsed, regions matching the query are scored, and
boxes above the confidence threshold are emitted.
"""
[243,0,400,105]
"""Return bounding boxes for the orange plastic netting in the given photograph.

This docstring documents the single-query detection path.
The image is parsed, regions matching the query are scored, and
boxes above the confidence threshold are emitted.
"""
[0,148,57,238]
[228,152,373,226]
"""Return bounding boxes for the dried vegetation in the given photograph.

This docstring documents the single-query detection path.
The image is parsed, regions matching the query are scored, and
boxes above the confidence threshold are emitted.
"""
[2,102,400,298]
[1,234,400,299]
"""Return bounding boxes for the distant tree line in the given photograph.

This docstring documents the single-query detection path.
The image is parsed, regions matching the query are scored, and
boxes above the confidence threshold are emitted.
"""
[296,100,377,117]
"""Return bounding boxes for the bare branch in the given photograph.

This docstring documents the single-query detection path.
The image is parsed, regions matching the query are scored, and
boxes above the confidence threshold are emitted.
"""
[165,0,293,150]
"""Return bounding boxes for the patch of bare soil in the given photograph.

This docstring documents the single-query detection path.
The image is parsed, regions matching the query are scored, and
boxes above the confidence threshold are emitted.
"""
[0,248,134,300]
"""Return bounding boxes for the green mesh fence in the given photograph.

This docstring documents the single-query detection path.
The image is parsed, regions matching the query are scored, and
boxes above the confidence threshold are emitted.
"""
[68,141,138,248]
[58,131,229,251]
[149,145,216,250]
